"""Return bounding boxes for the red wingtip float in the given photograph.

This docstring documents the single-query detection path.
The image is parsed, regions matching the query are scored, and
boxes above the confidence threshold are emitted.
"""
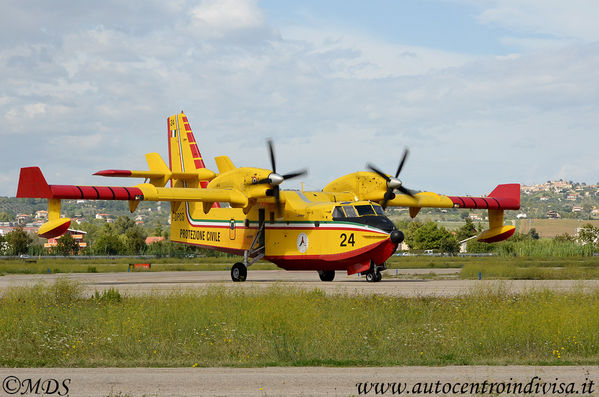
[17,112,520,282]
[93,170,133,177]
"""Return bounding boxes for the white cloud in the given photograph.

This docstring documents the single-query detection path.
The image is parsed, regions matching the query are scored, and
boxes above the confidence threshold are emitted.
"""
[282,27,475,78]
[196,0,259,26]
[477,0,599,41]
[190,0,264,35]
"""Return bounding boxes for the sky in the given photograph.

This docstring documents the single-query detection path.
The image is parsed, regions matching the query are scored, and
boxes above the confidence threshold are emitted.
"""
[2,0,599,197]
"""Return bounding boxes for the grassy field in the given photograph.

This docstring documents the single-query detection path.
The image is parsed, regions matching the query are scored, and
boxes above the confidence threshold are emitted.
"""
[2,280,599,367]
[461,262,599,280]
[518,218,599,238]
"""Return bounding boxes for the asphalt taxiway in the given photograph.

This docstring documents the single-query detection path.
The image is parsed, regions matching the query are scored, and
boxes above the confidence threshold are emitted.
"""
[1,269,598,296]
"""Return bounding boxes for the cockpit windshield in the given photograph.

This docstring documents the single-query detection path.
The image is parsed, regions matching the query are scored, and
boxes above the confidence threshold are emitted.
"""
[332,203,383,219]
[343,206,358,218]
[355,205,375,216]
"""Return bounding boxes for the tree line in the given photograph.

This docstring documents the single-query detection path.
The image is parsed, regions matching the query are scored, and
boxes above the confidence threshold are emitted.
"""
[0,215,222,258]
[3,216,598,257]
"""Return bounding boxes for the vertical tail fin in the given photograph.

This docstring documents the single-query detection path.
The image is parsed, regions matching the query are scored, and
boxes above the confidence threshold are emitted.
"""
[167,111,209,188]
[167,112,220,210]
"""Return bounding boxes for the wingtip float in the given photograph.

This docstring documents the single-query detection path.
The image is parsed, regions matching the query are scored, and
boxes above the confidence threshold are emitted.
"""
[17,111,520,282]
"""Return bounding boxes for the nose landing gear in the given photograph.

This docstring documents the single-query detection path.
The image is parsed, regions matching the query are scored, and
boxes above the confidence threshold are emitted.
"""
[364,259,384,282]
[365,269,382,282]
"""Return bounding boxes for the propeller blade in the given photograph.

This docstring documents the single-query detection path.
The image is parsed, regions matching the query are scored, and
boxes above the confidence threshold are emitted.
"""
[254,178,272,185]
[395,148,409,178]
[267,139,276,174]
[397,185,415,198]
[281,169,308,180]
[366,163,390,182]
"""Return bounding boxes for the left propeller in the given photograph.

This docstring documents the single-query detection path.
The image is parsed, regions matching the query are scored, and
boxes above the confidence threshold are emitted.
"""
[367,148,415,209]
[253,139,308,213]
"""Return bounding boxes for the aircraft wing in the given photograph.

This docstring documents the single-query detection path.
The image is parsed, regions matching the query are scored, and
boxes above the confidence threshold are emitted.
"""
[324,171,520,243]
[385,184,520,243]
[383,184,520,211]
[16,167,248,238]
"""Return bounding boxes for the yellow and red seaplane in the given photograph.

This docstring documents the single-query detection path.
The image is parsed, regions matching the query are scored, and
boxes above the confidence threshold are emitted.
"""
[17,112,520,282]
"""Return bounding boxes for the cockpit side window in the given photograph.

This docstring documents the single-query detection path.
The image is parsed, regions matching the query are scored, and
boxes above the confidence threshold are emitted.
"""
[343,206,358,218]
[355,204,376,216]
[372,205,384,216]
[332,206,345,219]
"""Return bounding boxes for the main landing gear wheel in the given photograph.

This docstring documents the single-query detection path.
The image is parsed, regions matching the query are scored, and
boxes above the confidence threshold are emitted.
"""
[231,262,247,282]
[318,270,335,282]
[366,270,382,283]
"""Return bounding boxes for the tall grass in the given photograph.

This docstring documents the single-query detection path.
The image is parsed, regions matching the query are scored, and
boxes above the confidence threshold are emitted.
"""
[388,255,599,271]
[461,263,599,280]
[1,280,599,367]
[493,240,594,257]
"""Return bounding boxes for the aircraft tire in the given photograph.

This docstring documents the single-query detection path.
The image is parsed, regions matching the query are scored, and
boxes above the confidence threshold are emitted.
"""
[318,270,335,282]
[365,270,382,282]
[231,262,247,282]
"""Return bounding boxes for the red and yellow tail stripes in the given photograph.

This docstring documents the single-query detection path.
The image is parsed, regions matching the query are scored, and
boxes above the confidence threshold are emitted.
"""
[167,112,209,189]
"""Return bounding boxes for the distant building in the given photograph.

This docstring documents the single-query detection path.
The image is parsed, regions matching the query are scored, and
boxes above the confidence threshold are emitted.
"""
[145,236,165,245]
[516,213,527,219]
[546,210,561,219]
[44,229,88,250]
[459,236,478,253]
[572,206,584,213]
[16,213,32,224]
[467,214,483,221]
[34,210,48,220]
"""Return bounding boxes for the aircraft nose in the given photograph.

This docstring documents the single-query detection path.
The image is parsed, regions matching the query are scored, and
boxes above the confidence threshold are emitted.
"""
[390,229,404,244]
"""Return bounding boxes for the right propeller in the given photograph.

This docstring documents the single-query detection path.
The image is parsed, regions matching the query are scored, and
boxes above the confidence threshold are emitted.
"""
[367,148,415,209]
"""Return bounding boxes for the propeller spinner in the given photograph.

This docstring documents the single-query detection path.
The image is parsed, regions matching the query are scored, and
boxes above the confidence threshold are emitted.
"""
[367,148,415,209]
[254,139,308,213]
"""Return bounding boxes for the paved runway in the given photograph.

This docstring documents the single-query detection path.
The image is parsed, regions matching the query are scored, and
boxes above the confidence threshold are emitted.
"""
[1,269,598,296]
[2,366,598,396]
